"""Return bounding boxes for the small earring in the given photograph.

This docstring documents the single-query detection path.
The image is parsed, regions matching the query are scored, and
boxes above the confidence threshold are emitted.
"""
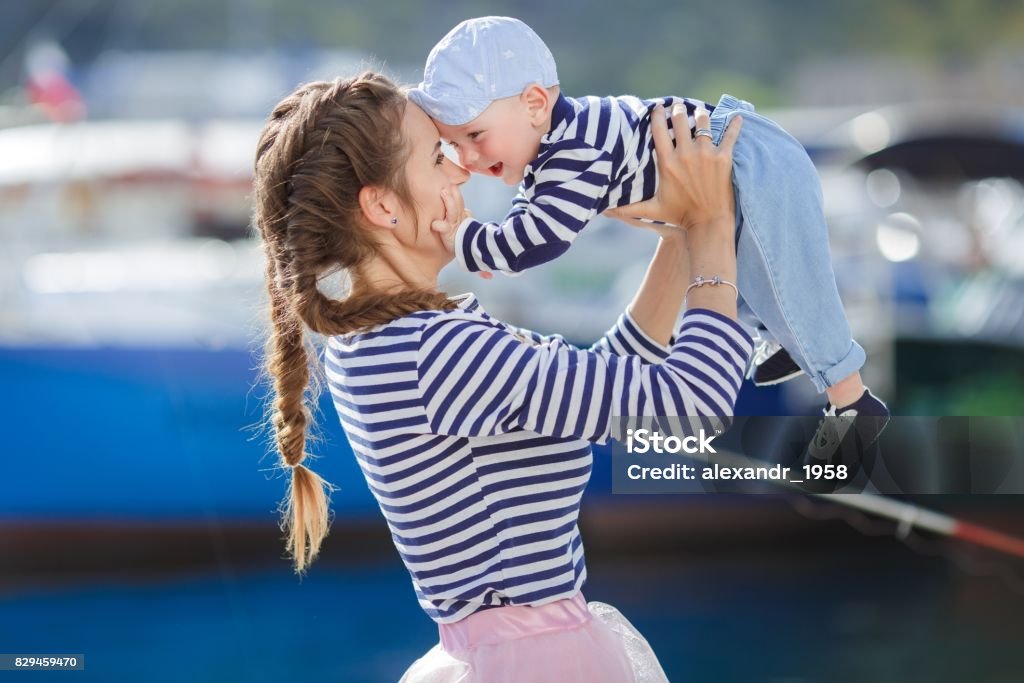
[390,217,398,225]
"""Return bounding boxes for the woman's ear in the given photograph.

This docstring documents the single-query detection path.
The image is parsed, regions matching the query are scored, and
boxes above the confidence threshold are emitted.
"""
[358,185,400,231]
[521,84,552,127]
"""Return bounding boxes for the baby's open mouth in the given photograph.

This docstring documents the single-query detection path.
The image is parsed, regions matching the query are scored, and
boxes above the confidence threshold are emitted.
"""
[488,162,503,176]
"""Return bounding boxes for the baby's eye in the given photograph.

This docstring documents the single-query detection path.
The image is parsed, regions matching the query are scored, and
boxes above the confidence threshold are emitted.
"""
[434,153,446,166]
[468,132,482,141]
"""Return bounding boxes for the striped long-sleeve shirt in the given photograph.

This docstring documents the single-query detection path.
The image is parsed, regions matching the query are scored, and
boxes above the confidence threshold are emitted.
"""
[456,93,713,274]
[324,294,753,623]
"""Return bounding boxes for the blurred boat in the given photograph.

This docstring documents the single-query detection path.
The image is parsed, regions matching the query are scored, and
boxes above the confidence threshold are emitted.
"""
[0,118,351,524]
[0,117,647,525]
[2,102,1024,526]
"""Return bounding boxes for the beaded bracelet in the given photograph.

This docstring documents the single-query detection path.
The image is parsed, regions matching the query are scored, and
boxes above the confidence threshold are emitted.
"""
[684,275,739,301]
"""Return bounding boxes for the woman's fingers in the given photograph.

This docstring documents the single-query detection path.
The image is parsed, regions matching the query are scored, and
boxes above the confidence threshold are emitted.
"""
[669,103,693,149]
[606,196,663,223]
[717,115,743,156]
[606,208,665,231]
[649,104,674,159]
[624,104,684,223]
[611,101,738,227]
[692,106,711,131]
[633,103,705,223]
[690,106,714,150]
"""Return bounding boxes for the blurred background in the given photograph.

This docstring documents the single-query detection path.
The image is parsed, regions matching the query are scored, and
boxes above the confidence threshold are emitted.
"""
[1,1,1023,681]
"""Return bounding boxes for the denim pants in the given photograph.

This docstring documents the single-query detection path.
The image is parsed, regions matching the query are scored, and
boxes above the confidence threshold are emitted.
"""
[708,94,865,392]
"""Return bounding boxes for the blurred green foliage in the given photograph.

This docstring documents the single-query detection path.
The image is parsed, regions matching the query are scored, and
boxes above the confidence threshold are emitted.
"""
[4,0,1024,103]
[897,340,1024,415]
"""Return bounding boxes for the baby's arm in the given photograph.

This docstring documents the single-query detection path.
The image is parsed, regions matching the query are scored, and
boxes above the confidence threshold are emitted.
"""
[454,140,613,275]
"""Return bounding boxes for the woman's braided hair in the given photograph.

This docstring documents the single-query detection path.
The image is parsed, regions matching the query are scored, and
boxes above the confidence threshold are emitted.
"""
[253,72,456,573]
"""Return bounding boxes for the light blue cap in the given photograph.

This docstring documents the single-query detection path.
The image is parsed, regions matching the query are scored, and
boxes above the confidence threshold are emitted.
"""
[408,16,559,126]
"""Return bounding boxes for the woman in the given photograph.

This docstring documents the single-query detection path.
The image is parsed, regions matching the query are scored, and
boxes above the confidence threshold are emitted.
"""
[254,71,746,682]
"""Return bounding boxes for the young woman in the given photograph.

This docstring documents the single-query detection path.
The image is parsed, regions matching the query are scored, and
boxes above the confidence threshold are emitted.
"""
[253,71,746,682]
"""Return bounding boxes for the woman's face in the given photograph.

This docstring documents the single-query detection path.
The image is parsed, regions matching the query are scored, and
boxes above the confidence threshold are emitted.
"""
[393,102,470,270]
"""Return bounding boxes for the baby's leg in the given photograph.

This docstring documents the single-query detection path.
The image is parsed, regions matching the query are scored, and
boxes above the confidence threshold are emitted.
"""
[721,106,866,397]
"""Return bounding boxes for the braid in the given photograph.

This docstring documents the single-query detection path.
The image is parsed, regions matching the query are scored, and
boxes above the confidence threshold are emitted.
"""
[262,256,334,574]
[292,272,455,336]
[253,72,457,574]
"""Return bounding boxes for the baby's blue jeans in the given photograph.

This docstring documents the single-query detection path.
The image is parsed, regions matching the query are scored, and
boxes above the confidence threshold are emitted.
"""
[709,94,865,392]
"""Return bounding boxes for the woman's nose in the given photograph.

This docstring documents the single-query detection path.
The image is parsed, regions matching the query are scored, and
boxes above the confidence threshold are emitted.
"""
[445,157,470,183]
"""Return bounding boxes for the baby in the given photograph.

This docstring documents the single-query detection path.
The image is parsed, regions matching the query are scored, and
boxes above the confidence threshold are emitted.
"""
[409,16,889,464]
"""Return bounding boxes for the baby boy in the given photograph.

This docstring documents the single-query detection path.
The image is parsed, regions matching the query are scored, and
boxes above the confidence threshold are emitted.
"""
[409,16,890,465]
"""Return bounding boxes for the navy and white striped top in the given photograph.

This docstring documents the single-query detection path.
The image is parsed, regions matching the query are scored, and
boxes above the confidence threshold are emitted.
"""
[324,294,752,623]
[456,93,713,274]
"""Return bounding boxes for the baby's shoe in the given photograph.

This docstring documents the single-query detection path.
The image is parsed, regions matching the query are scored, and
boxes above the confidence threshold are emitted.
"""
[800,389,890,493]
[749,342,804,386]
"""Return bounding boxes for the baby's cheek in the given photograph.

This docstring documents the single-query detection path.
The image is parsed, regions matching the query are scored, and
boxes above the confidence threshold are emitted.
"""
[481,141,502,159]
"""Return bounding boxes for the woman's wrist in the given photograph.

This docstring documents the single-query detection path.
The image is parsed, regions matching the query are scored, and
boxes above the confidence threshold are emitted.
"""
[685,287,738,318]
[682,216,737,318]
[687,225,735,274]
[685,216,734,248]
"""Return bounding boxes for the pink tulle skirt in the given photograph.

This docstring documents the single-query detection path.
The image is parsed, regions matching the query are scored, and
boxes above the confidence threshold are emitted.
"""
[400,593,669,682]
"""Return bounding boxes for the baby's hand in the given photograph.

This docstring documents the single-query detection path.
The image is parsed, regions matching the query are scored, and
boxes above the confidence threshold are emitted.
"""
[432,187,492,279]
[430,187,465,250]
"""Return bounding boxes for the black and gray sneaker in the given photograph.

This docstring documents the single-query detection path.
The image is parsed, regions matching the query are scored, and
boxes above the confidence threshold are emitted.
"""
[749,342,804,386]
[800,388,890,493]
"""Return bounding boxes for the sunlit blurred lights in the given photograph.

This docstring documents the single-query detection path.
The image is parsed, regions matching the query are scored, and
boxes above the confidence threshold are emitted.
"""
[820,169,871,216]
[200,122,264,178]
[851,112,891,154]
[875,212,921,262]
[865,169,901,208]
[197,239,237,278]
[24,241,239,293]
[25,253,126,293]
[927,216,972,264]
[967,178,1021,233]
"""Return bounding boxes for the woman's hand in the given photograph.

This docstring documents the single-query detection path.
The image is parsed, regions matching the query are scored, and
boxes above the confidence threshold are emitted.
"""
[607,104,742,231]
[431,186,492,279]
[616,104,742,321]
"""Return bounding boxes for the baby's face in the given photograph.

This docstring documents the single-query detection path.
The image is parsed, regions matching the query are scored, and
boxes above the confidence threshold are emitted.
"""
[435,96,544,186]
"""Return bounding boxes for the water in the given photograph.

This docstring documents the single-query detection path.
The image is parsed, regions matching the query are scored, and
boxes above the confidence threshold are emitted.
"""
[2,545,1021,682]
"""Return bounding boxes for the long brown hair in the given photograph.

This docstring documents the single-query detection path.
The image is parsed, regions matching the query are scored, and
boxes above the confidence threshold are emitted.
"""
[253,72,455,574]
